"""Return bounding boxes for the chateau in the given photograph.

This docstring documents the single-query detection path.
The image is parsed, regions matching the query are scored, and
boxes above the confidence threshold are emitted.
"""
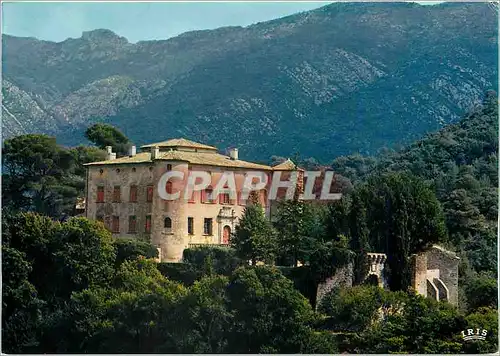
[84,138,300,262]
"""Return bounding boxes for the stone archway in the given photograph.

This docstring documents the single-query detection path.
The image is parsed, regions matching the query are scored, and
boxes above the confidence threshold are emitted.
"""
[365,274,380,286]
[223,225,231,244]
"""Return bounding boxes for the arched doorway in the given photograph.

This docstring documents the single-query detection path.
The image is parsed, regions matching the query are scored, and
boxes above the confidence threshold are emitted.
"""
[365,274,380,287]
[223,225,231,244]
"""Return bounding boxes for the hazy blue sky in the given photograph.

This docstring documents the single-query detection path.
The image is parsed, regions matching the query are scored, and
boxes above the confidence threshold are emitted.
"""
[2,1,444,43]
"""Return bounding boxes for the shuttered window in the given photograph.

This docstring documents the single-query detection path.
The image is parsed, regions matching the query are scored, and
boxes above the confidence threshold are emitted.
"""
[129,185,138,202]
[202,187,214,203]
[113,186,121,202]
[188,217,194,235]
[97,186,105,203]
[203,218,213,235]
[145,215,152,233]
[219,193,230,205]
[128,216,136,233]
[147,186,154,202]
[166,181,173,194]
[112,216,120,233]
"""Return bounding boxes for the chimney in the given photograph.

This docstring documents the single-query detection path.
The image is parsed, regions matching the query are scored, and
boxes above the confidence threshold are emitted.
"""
[128,145,136,157]
[229,148,238,160]
[105,146,116,160]
[151,146,160,160]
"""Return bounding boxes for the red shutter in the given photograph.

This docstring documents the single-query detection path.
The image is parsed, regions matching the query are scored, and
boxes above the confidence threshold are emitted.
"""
[130,186,137,202]
[166,181,173,194]
[129,216,136,233]
[113,186,121,202]
[145,216,152,233]
[220,193,230,204]
[97,187,105,203]
[147,186,154,202]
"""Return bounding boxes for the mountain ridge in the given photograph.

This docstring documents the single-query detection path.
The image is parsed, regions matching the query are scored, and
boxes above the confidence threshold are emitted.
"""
[2,2,497,161]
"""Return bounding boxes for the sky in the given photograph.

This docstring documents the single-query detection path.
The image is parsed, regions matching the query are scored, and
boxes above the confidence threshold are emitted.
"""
[2,1,444,43]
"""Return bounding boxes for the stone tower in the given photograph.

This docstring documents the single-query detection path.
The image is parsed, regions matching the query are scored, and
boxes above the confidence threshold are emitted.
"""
[363,252,389,289]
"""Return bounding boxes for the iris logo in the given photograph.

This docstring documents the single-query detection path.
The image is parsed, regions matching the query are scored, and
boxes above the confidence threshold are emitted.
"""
[461,328,488,342]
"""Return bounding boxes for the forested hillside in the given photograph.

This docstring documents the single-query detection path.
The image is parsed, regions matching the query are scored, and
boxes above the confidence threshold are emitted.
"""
[2,2,497,160]
[2,92,498,352]
[332,90,498,278]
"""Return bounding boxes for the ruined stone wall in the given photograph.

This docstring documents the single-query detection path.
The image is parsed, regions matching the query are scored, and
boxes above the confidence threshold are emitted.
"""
[426,246,459,306]
[315,261,354,309]
[410,252,428,296]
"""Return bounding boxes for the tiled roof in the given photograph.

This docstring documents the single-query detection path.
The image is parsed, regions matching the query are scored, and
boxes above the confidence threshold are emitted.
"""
[84,150,272,170]
[140,138,217,150]
[272,158,302,171]
[84,152,153,166]
[157,150,272,169]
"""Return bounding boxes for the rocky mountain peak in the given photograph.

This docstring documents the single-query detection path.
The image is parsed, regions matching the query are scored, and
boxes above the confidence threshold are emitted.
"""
[81,29,129,45]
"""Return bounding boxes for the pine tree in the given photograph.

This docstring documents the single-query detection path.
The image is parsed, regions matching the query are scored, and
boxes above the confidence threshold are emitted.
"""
[231,204,277,265]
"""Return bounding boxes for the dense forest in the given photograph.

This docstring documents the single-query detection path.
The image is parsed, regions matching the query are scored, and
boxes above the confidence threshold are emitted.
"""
[1,91,498,353]
[331,90,498,280]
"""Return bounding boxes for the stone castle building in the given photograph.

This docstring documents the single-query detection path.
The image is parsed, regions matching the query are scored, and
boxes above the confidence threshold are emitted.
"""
[84,138,300,262]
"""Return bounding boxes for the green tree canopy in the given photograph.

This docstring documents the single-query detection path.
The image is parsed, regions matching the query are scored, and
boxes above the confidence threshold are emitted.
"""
[85,123,130,156]
[113,238,159,266]
[225,266,317,353]
[348,172,447,290]
[2,134,78,217]
[2,134,106,218]
[231,204,277,265]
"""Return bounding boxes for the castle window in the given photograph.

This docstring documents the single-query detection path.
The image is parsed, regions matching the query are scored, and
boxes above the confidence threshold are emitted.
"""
[128,216,136,233]
[112,216,120,233]
[202,187,214,204]
[164,217,172,229]
[237,191,246,206]
[99,169,104,175]
[116,168,120,174]
[203,218,213,236]
[147,185,154,202]
[132,167,136,173]
[129,185,138,202]
[167,164,172,171]
[188,217,194,235]
[166,181,173,194]
[113,186,121,202]
[104,216,111,230]
[97,186,105,203]
[145,215,152,233]
[219,192,230,205]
